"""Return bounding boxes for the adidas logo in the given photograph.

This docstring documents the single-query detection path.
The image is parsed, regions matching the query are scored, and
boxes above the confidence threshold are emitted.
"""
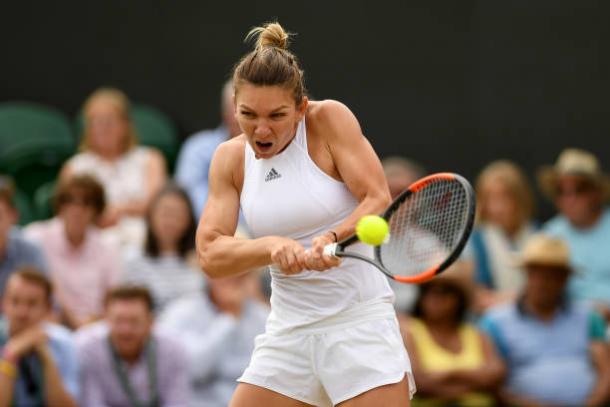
[265,168,282,182]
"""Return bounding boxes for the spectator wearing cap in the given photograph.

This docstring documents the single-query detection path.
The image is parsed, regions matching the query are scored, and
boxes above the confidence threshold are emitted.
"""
[403,272,505,406]
[23,175,122,329]
[480,234,610,407]
[538,148,610,321]
[0,268,79,407]
[77,285,190,407]
[0,178,47,301]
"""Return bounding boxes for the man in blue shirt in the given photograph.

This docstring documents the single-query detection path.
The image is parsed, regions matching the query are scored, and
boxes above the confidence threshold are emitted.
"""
[538,148,610,320]
[0,268,79,407]
[175,80,242,218]
[480,235,609,406]
[0,180,47,299]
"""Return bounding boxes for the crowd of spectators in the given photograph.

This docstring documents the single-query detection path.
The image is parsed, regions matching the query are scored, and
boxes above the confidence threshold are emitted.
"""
[0,83,609,406]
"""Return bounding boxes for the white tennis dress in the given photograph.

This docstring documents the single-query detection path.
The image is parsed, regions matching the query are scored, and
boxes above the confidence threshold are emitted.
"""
[238,118,415,406]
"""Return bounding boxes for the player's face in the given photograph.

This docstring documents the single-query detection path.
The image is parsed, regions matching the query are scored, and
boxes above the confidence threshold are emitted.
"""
[235,83,308,159]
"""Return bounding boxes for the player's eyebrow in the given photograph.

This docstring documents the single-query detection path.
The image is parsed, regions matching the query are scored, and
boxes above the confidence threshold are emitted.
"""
[238,104,290,113]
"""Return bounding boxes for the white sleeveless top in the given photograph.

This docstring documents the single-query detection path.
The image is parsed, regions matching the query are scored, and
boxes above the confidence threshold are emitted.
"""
[241,119,394,334]
[67,147,150,205]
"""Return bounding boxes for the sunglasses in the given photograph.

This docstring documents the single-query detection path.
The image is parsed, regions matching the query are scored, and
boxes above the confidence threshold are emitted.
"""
[556,182,594,197]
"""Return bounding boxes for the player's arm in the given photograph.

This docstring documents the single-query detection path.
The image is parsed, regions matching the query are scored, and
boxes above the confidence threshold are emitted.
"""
[317,100,391,241]
[196,140,306,277]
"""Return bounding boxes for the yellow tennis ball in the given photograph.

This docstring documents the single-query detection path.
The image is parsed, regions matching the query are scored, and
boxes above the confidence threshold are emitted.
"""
[356,215,389,246]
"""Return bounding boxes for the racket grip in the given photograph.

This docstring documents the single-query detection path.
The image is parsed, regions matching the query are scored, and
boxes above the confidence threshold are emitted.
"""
[323,243,338,257]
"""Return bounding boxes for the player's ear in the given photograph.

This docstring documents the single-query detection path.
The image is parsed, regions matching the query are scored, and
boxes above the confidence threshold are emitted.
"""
[296,96,308,119]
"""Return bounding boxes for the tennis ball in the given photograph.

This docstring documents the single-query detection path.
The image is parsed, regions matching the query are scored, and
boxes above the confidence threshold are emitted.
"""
[356,215,389,246]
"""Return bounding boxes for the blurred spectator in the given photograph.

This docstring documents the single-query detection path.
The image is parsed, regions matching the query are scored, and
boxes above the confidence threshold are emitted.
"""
[123,183,204,313]
[78,285,190,407]
[381,156,426,313]
[0,178,46,300]
[0,268,79,407]
[403,273,504,406]
[61,87,167,249]
[539,148,610,321]
[480,234,610,406]
[175,79,241,218]
[23,175,121,329]
[381,156,426,200]
[158,272,268,407]
[469,160,537,311]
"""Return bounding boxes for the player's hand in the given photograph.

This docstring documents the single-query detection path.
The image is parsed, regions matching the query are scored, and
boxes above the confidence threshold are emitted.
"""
[269,237,308,275]
[305,232,341,271]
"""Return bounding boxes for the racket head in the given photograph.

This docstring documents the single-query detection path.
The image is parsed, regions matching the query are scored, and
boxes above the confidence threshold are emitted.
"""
[375,172,475,284]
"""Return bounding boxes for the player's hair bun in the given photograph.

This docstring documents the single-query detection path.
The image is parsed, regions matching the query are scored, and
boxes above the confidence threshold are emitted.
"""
[246,22,290,51]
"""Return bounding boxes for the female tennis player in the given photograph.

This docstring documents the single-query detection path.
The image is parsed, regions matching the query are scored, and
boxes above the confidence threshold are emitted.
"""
[197,22,414,406]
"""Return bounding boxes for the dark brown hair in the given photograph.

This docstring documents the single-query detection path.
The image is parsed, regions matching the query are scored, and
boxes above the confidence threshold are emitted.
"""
[233,22,306,105]
[412,280,469,324]
[9,266,54,305]
[53,174,106,217]
[104,285,154,312]
[144,182,196,259]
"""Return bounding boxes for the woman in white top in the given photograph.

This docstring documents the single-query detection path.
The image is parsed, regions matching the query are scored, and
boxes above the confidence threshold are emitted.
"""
[61,88,167,248]
[197,23,414,407]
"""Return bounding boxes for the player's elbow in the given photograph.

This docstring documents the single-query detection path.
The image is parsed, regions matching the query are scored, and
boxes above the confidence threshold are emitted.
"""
[196,232,225,279]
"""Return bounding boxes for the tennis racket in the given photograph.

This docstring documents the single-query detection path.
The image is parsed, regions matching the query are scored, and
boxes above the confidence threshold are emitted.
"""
[324,172,475,284]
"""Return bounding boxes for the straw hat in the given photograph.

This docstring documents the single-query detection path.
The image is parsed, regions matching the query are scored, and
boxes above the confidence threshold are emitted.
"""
[517,234,572,272]
[538,148,610,201]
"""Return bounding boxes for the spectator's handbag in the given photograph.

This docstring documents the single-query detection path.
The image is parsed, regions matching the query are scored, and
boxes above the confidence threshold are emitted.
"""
[107,336,160,407]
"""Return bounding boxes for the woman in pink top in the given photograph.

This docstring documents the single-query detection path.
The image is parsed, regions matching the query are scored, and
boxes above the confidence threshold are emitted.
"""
[24,175,122,329]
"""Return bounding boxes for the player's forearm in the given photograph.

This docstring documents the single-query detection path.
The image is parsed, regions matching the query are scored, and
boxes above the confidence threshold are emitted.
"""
[197,233,276,278]
[331,193,391,241]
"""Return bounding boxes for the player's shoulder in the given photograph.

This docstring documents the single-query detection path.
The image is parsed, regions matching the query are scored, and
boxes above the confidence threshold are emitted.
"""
[308,99,354,122]
[307,99,360,139]
[213,135,246,161]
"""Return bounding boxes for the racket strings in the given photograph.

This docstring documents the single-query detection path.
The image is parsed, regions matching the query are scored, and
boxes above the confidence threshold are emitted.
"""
[381,179,471,276]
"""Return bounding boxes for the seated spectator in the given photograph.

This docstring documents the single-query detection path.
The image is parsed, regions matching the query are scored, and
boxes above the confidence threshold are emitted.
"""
[469,160,537,311]
[0,268,79,407]
[381,156,426,313]
[480,234,610,406]
[403,273,505,406]
[78,285,190,407]
[61,87,167,249]
[0,178,46,300]
[123,183,204,312]
[23,175,121,329]
[158,272,268,407]
[539,148,610,321]
[175,79,242,218]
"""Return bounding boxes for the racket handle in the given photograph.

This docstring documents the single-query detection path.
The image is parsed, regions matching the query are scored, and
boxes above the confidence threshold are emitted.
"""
[323,243,338,257]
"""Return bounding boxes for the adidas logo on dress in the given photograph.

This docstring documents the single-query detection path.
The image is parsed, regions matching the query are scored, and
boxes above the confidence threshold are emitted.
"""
[265,168,282,182]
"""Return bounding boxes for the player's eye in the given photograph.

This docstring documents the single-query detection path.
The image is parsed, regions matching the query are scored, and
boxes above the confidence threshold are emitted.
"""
[240,111,255,117]
[270,112,286,119]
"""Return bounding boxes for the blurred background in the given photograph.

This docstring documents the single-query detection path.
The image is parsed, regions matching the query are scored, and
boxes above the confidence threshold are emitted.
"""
[2,0,609,220]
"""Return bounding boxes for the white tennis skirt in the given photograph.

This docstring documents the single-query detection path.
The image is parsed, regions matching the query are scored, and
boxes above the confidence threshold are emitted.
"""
[238,309,416,406]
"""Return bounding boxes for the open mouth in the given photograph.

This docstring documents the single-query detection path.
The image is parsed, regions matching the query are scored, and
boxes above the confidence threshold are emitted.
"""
[256,141,273,152]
